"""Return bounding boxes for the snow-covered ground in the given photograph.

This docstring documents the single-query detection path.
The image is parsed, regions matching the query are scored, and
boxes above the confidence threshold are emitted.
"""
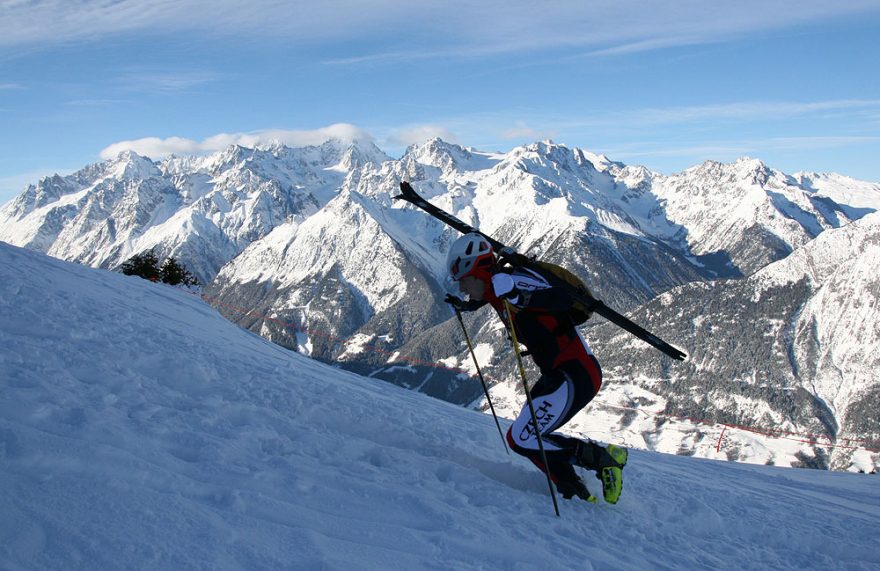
[1,242,878,570]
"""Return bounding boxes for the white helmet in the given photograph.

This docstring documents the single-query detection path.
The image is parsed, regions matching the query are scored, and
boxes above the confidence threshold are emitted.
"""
[447,233,495,281]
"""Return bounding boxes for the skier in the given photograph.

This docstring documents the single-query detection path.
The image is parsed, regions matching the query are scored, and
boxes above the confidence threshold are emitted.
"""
[444,233,628,504]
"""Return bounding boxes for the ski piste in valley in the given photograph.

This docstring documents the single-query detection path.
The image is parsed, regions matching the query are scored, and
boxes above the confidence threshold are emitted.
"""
[1,242,878,570]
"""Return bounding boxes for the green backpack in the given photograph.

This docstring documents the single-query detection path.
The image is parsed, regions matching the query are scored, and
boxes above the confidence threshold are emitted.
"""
[531,261,596,325]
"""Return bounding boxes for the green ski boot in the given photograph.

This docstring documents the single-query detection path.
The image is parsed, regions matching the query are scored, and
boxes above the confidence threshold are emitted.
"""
[599,444,628,504]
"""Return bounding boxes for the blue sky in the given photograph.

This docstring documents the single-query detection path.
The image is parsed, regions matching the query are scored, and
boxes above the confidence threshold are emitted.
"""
[2,1,880,204]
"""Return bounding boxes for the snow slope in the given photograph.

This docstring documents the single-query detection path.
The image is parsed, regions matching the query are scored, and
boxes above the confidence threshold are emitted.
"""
[1,242,878,571]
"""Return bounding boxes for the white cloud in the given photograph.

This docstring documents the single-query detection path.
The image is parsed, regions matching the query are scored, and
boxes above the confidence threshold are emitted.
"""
[3,1,879,61]
[64,98,127,107]
[0,1,412,48]
[100,137,202,160]
[527,99,880,134]
[385,125,459,148]
[625,100,880,126]
[114,71,225,93]
[500,122,556,141]
[607,136,880,165]
[755,135,880,152]
[99,124,373,160]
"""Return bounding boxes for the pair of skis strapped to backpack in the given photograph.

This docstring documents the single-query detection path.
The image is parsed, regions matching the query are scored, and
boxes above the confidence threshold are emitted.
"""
[393,181,687,361]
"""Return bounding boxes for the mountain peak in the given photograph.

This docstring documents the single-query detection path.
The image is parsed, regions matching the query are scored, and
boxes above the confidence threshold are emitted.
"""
[504,140,608,177]
[256,139,287,155]
[514,139,563,156]
[203,144,255,173]
[686,157,771,180]
[404,138,474,171]
[734,156,769,172]
[408,137,465,155]
[108,150,161,180]
[337,140,391,170]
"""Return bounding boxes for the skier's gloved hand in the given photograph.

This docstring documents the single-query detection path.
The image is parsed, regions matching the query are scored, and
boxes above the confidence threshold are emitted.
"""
[445,294,484,312]
[445,294,468,310]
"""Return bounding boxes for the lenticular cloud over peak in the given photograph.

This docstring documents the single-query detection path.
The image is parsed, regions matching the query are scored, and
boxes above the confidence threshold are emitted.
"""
[100,123,373,160]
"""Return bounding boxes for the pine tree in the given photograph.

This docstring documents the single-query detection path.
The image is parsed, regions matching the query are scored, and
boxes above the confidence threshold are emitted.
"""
[159,257,199,286]
[120,250,161,282]
[120,250,199,286]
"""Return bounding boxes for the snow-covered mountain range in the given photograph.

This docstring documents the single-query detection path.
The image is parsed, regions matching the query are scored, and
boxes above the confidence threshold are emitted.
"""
[583,211,880,470]
[0,140,389,282]
[2,137,878,471]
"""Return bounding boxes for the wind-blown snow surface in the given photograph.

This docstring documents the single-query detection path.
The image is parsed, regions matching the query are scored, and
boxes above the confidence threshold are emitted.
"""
[1,243,878,570]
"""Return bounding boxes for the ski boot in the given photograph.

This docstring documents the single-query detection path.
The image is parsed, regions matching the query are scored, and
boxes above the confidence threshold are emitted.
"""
[599,444,628,504]
[575,441,628,504]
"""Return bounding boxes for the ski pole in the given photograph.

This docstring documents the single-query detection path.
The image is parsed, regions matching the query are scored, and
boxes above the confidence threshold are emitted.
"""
[454,309,509,455]
[503,299,561,517]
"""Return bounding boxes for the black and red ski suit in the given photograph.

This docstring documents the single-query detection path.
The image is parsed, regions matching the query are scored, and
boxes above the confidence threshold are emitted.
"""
[483,266,603,490]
